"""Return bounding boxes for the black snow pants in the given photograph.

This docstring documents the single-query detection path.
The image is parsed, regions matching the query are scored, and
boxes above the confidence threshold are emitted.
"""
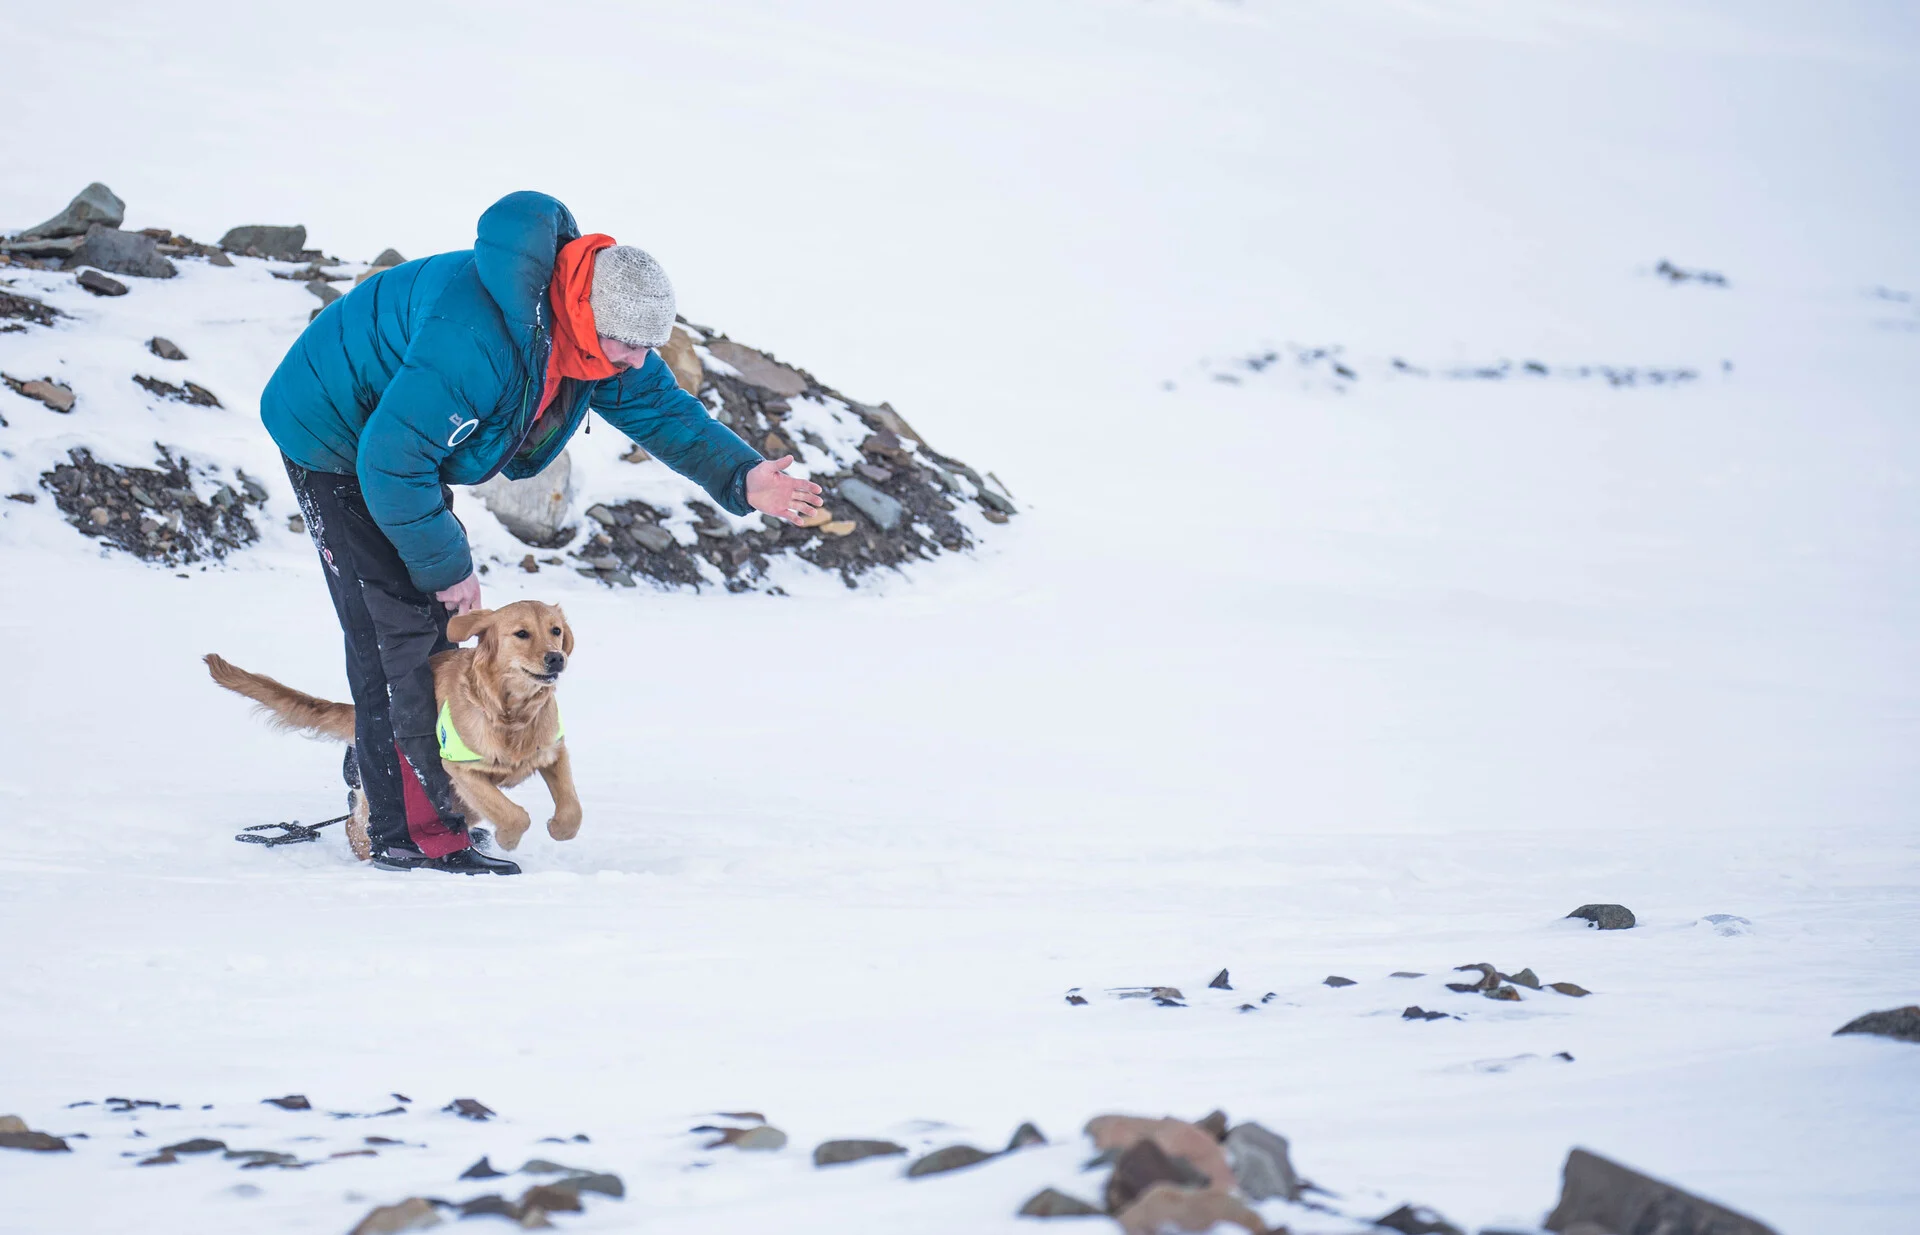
[283,457,471,856]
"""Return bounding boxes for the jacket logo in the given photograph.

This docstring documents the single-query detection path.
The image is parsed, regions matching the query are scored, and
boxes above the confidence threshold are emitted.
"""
[446,415,478,447]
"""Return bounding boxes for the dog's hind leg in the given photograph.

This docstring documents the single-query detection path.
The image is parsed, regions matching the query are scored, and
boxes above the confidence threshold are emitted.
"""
[346,788,372,862]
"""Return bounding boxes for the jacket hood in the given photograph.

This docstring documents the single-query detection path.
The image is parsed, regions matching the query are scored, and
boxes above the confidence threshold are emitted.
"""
[472,191,581,354]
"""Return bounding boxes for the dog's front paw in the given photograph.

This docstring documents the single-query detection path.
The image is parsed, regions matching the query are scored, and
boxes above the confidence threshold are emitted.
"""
[547,804,583,842]
[492,806,535,850]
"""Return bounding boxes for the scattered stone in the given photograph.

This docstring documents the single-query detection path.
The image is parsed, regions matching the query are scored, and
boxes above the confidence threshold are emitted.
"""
[138,1150,179,1165]
[708,1124,786,1150]
[262,1094,311,1110]
[461,1156,506,1179]
[0,1130,70,1152]
[20,183,126,239]
[1323,975,1356,988]
[1655,259,1729,287]
[4,376,76,412]
[1260,992,1277,1003]
[1224,1121,1302,1201]
[372,248,406,268]
[1066,992,1089,1006]
[1568,904,1635,930]
[204,249,234,267]
[1834,1006,1920,1044]
[1390,971,1426,978]
[519,553,539,572]
[287,513,305,534]
[473,450,573,547]
[458,1196,516,1219]
[1006,1122,1048,1151]
[161,1137,226,1154]
[540,1172,624,1199]
[517,1184,584,1214]
[348,1197,442,1235]
[1375,1202,1465,1234]
[7,492,35,503]
[1208,969,1232,990]
[133,375,222,406]
[1545,1147,1779,1235]
[1484,985,1521,1001]
[820,519,856,537]
[309,279,342,305]
[66,225,176,279]
[907,1144,995,1177]
[1504,967,1542,990]
[1402,1006,1448,1021]
[0,289,63,328]
[0,1116,24,1134]
[219,224,308,261]
[1111,987,1185,1003]
[620,444,652,463]
[1104,1138,1212,1213]
[1116,1183,1268,1234]
[1700,913,1753,936]
[1447,964,1500,993]
[76,268,128,296]
[705,339,807,396]
[836,477,905,531]
[1087,1115,1231,1193]
[1018,1187,1103,1217]
[1548,982,1591,998]
[445,1097,495,1121]
[796,505,834,528]
[148,336,187,360]
[1194,1110,1229,1141]
[854,461,893,484]
[813,1139,907,1166]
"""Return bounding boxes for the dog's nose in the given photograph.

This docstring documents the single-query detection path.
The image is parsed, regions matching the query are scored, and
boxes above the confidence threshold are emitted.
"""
[543,651,567,674]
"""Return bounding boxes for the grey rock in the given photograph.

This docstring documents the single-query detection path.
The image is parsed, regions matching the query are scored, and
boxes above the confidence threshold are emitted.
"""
[1568,904,1635,930]
[629,523,675,553]
[1375,1203,1465,1234]
[160,1137,226,1154]
[1548,982,1591,997]
[1208,969,1232,990]
[1505,967,1542,990]
[906,1143,994,1177]
[977,485,1016,514]
[66,225,175,278]
[148,337,187,361]
[1225,1121,1302,1201]
[706,339,807,396]
[219,224,308,261]
[1323,975,1356,988]
[586,503,626,528]
[371,248,406,268]
[0,1130,71,1152]
[203,248,234,267]
[584,554,621,571]
[307,279,341,305]
[1834,1005,1920,1044]
[76,269,129,297]
[1005,1122,1047,1151]
[346,1197,440,1235]
[854,461,893,484]
[542,1171,625,1199]
[469,449,573,546]
[1018,1188,1102,1217]
[813,1139,907,1167]
[1544,1147,1780,1235]
[1390,971,1426,978]
[837,477,904,531]
[19,183,125,239]
[607,570,637,587]
[460,1155,505,1178]
[1402,1006,1448,1021]
[1,236,83,257]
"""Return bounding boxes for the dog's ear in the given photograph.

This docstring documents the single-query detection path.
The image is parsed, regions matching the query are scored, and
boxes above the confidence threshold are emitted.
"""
[447,608,495,644]
[556,608,574,657]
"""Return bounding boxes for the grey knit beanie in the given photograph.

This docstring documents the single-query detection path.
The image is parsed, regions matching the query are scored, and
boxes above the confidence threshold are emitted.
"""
[589,246,676,348]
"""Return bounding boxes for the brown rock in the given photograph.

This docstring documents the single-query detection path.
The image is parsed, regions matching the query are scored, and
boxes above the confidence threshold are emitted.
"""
[1545,1147,1779,1235]
[1484,984,1522,1001]
[708,1124,786,1150]
[148,337,188,361]
[820,520,856,537]
[1005,1122,1047,1151]
[620,444,652,463]
[1104,1138,1211,1213]
[706,339,805,396]
[262,1094,311,1110]
[1085,1115,1233,1190]
[906,1144,994,1177]
[813,1139,907,1166]
[1549,982,1591,997]
[0,1116,25,1134]
[796,506,833,528]
[1018,1187,1103,1217]
[763,432,791,457]
[1834,1006,1920,1043]
[662,326,705,395]
[517,1185,583,1215]
[347,1197,441,1235]
[6,377,75,413]
[444,1097,495,1120]
[982,507,1009,524]
[1116,1183,1267,1234]
[76,268,129,296]
[0,1130,70,1152]
[1195,1110,1230,1141]
[1447,963,1500,993]
[1323,975,1356,988]
[287,514,305,534]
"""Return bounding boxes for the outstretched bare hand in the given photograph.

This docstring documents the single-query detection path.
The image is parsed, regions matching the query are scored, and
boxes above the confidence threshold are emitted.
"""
[436,573,482,616]
[746,455,825,525]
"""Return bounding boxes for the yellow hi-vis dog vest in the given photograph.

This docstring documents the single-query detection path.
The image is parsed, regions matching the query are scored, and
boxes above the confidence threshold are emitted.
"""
[437,699,564,763]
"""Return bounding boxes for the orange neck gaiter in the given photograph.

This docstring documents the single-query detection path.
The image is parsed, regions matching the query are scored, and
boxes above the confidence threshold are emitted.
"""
[540,233,620,413]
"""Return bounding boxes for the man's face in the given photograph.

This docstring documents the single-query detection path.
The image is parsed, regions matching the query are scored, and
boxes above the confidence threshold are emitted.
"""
[598,336,653,370]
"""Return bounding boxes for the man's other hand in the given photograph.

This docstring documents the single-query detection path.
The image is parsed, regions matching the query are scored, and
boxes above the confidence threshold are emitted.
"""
[746,455,825,525]
[436,573,482,616]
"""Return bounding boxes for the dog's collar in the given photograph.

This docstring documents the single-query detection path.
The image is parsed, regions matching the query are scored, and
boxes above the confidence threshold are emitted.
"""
[437,698,564,763]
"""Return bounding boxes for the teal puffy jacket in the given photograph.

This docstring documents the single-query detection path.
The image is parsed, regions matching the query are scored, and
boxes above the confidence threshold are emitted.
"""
[261,191,761,592]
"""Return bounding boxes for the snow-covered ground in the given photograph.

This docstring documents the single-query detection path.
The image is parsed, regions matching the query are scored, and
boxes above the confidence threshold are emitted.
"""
[3,2,1917,1233]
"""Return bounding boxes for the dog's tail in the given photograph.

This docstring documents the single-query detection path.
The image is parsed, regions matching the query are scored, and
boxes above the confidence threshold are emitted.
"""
[203,653,356,742]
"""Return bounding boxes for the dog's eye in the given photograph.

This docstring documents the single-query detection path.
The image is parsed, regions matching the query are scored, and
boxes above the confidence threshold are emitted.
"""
[550,627,562,636]
[514,630,530,640]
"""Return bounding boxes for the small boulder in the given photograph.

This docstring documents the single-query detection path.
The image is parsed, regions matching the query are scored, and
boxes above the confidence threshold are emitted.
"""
[1568,903,1635,930]
[1323,975,1356,988]
[148,337,187,361]
[1116,1183,1267,1234]
[443,1097,495,1120]
[907,1144,995,1177]
[1504,967,1542,990]
[1224,1121,1301,1201]
[705,339,806,396]
[1375,1202,1464,1234]
[308,279,342,305]
[219,224,308,261]
[348,1197,442,1235]
[1103,1137,1212,1214]
[5,377,75,413]
[1085,1114,1231,1194]
[0,1130,69,1152]
[1548,981,1591,997]
[460,1155,506,1179]
[837,477,905,531]
[661,326,704,395]
[0,1116,25,1134]
[371,248,406,268]
[76,269,128,297]
[1017,1187,1102,1217]
[19,183,126,240]
[1005,1122,1047,1151]
[709,1124,786,1150]
[1544,1147,1780,1235]
[160,1137,225,1154]
[66,225,175,278]
[1834,1006,1920,1044]
[540,1172,624,1199]
[813,1139,907,1166]
[1402,1006,1448,1021]
[1208,969,1232,990]
[262,1094,311,1110]
[517,1184,583,1214]
[472,450,573,546]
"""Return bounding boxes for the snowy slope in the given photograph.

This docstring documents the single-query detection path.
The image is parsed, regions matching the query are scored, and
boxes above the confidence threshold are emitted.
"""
[3,2,1918,1234]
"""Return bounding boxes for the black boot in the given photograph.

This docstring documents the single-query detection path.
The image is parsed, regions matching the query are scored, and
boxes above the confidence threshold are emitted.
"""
[370,843,521,876]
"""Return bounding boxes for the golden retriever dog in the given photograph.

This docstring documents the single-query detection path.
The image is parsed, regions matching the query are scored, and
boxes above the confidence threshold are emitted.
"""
[204,600,581,858]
